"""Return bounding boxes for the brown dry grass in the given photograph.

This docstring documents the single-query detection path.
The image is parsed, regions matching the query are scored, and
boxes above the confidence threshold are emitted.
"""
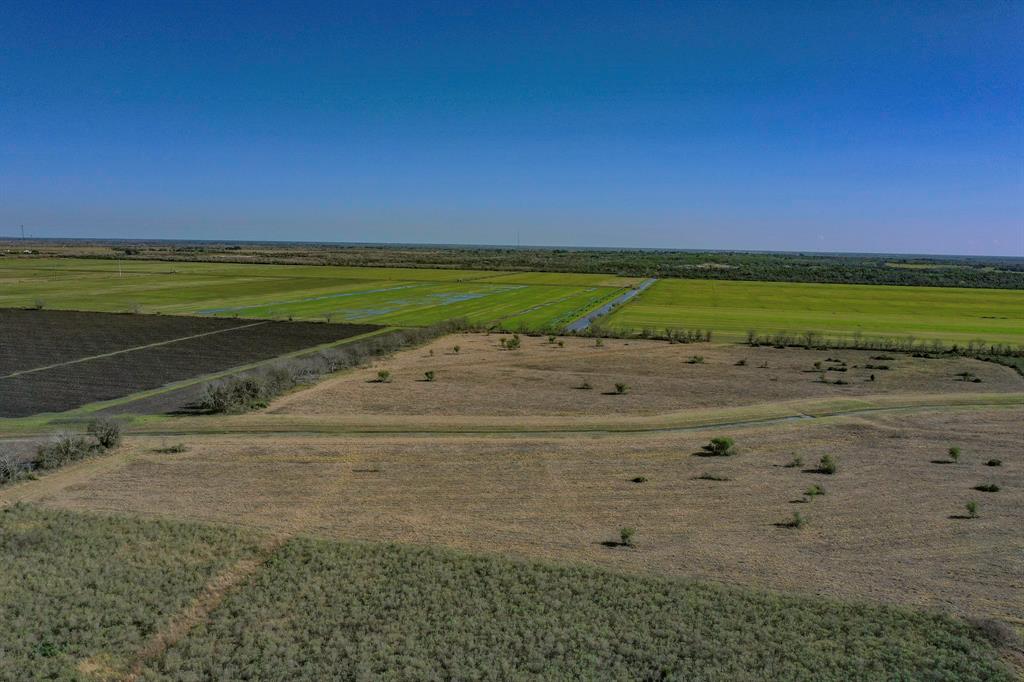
[26,405,1023,624]
[269,333,1022,417]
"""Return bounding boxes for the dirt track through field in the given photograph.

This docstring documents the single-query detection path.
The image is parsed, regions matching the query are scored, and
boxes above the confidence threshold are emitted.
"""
[1,320,270,379]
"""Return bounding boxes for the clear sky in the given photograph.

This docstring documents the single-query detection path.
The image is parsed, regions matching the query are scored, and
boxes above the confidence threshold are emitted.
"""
[2,1,1021,256]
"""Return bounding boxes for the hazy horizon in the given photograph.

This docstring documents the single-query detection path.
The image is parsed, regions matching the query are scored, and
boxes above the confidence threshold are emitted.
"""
[3,2,1021,257]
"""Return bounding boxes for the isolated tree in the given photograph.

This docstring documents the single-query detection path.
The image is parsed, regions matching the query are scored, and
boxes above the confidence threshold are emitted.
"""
[87,418,121,450]
[424,370,435,382]
[376,370,391,383]
[453,344,460,354]
[966,500,978,518]
[818,454,838,474]
[614,382,629,395]
[948,446,961,463]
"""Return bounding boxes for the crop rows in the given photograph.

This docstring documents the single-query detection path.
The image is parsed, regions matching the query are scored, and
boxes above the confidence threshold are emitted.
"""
[0,312,378,417]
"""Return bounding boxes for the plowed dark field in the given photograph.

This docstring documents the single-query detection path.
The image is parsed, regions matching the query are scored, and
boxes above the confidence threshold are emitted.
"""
[0,309,378,417]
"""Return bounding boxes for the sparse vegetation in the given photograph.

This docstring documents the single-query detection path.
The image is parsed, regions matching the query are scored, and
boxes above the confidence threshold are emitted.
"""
[630,476,647,483]
[424,370,436,382]
[687,355,705,364]
[453,344,460,354]
[614,382,629,394]
[696,472,730,481]
[965,501,978,518]
[985,459,1002,467]
[973,484,1000,493]
[139,537,1014,680]
[948,447,961,463]
[734,358,747,366]
[785,455,803,468]
[154,443,188,454]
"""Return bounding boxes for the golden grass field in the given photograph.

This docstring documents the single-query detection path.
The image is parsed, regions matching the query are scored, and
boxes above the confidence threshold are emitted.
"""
[3,333,1021,632]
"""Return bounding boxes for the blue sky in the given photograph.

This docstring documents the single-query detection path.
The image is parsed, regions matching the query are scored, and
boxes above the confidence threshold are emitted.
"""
[2,1,1021,255]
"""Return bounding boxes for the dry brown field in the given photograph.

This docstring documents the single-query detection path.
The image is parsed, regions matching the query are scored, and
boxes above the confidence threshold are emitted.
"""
[4,333,1021,630]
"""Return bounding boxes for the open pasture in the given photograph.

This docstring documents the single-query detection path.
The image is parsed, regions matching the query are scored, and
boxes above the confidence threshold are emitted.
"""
[604,278,1024,345]
[0,258,632,330]
[0,310,378,417]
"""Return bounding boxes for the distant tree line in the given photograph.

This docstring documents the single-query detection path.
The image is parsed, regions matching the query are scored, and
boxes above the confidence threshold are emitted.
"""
[27,240,1024,289]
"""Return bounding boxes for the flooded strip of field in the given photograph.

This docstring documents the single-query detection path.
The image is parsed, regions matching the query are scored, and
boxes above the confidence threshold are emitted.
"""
[196,283,426,315]
[564,278,657,332]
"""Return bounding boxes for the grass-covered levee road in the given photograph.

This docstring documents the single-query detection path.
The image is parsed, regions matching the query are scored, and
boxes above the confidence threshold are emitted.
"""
[0,504,1014,681]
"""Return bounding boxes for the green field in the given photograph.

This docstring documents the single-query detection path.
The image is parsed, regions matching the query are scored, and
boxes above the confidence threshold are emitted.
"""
[605,279,1024,345]
[0,258,631,330]
[3,258,1022,344]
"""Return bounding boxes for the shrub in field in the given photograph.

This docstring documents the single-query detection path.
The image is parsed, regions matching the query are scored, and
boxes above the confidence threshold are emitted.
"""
[548,335,556,344]
[33,433,93,470]
[948,446,961,463]
[700,437,736,457]
[974,484,1000,493]
[805,484,825,497]
[735,358,747,366]
[818,454,838,474]
[505,334,522,350]
[87,418,122,449]
[985,459,1002,467]
[779,511,806,528]
[619,527,636,546]
[578,380,592,390]
[785,455,803,468]
[424,370,436,382]
[687,356,705,364]
[595,338,603,347]
[614,382,629,394]
[696,472,730,481]
[376,370,391,383]
[32,298,46,310]
[966,501,978,518]
[0,452,32,486]
[154,443,188,454]
[453,344,460,354]
[558,340,564,347]
[630,476,647,483]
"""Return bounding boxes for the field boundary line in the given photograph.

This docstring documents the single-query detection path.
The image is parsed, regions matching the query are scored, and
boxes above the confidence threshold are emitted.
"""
[121,534,288,681]
[118,392,1024,438]
[1,320,271,379]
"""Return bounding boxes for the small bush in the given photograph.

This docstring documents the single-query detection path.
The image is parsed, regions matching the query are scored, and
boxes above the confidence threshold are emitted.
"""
[376,370,391,383]
[784,455,803,468]
[985,459,1002,467]
[780,512,806,528]
[453,345,460,354]
[619,527,635,546]
[734,359,747,366]
[965,500,978,518]
[548,335,556,344]
[700,437,736,457]
[34,434,94,470]
[424,370,436,382]
[557,340,564,348]
[614,382,629,395]
[687,356,704,364]
[578,380,592,390]
[973,484,1000,493]
[32,298,46,310]
[595,338,603,348]
[818,454,837,474]
[813,361,822,370]
[804,484,825,497]
[630,476,647,483]
[87,418,122,450]
[154,443,188,454]
[948,446,961,463]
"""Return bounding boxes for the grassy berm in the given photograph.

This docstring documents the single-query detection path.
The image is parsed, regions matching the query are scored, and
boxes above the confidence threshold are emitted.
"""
[143,538,1012,681]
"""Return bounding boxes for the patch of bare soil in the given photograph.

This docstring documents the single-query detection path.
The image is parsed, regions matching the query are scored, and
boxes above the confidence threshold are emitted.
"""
[37,407,1023,623]
[269,334,1021,417]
